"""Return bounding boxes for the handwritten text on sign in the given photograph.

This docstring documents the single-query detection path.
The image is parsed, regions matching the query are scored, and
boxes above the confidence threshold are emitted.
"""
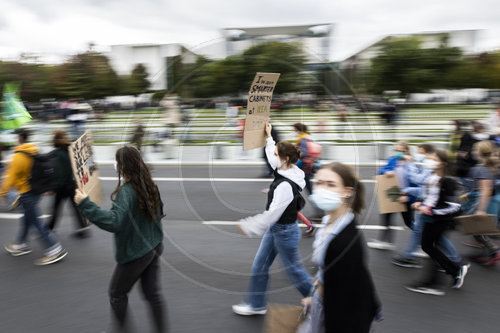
[243,72,280,151]
[69,131,103,205]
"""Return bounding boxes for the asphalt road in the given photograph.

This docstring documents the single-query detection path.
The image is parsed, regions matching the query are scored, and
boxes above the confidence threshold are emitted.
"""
[0,165,499,333]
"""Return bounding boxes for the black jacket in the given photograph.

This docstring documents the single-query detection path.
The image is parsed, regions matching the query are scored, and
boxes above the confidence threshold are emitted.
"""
[323,220,381,333]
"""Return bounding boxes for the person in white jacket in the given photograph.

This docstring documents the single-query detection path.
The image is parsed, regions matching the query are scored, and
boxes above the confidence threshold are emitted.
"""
[232,123,313,316]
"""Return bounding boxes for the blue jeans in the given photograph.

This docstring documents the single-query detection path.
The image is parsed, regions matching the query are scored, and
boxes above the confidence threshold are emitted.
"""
[246,222,313,309]
[18,192,58,250]
[403,212,461,263]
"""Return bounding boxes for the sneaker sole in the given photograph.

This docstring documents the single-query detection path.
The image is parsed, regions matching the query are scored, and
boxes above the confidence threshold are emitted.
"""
[35,250,68,266]
[4,246,32,256]
[232,307,267,316]
[391,260,422,269]
[405,286,445,296]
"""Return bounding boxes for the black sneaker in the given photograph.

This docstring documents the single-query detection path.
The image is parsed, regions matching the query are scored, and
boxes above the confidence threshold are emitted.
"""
[405,283,445,296]
[392,255,422,268]
[452,264,469,289]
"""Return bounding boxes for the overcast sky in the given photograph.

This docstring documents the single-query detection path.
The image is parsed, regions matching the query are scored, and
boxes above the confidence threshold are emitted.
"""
[0,0,498,62]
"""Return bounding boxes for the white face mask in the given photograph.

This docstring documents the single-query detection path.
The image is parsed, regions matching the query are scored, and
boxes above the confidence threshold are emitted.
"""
[268,153,282,169]
[309,188,343,212]
[423,159,440,170]
[113,162,118,173]
[414,153,425,163]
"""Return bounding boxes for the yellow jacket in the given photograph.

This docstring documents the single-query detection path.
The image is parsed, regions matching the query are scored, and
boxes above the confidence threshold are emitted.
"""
[1,143,38,195]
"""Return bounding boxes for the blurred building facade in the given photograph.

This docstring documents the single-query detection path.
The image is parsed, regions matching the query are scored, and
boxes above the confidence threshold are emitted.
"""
[222,24,333,63]
[108,44,197,91]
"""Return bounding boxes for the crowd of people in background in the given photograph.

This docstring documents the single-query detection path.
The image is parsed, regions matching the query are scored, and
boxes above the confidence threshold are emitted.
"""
[2,101,500,332]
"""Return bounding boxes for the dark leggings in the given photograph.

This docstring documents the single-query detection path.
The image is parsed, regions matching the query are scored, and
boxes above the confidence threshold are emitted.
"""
[421,218,459,285]
[109,243,166,333]
[379,201,413,243]
[48,187,86,230]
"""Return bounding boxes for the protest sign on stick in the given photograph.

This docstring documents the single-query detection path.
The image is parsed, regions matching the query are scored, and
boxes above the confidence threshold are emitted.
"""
[375,175,407,214]
[243,72,280,151]
[69,131,103,205]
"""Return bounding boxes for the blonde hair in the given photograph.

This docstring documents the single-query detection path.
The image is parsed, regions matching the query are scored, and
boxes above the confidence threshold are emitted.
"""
[475,140,498,176]
[396,140,409,154]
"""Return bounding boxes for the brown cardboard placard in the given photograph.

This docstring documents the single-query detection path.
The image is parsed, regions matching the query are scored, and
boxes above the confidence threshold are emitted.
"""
[69,131,103,205]
[456,214,500,235]
[263,304,305,333]
[243,72,280,151]
[375,175,407,214]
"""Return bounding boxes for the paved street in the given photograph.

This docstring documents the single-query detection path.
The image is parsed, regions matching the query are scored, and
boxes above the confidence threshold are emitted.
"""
[1,165,499,333]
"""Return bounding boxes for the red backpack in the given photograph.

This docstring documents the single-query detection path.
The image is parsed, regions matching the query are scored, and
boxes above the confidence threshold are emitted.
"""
[301,138,322,164]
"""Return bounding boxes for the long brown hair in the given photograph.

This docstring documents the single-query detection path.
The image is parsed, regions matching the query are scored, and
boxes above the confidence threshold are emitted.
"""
[112,146,162,222]
[276,141,301,166]
[323,162,365,215]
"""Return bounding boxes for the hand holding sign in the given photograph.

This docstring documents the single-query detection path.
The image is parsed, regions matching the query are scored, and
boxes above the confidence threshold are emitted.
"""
[265,122,272,138]
[74,188,88,204]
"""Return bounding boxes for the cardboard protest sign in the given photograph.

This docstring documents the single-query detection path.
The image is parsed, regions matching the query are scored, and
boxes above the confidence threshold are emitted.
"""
[69,131,103,205]
[243,72,280,151]
[456,214,500,235]
[375,175,407,214]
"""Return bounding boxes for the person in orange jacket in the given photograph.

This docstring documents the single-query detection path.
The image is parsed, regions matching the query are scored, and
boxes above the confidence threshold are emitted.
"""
[2,128,67,265]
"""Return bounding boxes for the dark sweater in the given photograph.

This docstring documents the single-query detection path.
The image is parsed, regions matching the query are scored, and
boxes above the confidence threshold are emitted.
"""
[77,183,163,264]
[52,147,76,190]
[323,221,381,333]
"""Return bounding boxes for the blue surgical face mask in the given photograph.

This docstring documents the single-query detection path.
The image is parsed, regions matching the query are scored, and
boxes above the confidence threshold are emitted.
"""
[113,162,118,173]
[309,188,343,212]
[394,152,404,159]
[414,153,425,163]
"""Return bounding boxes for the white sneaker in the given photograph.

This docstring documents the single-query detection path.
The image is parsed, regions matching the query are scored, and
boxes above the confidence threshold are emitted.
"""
[367,239,395,251]
[232,303,267,316]
[4,243,32,256]
[412,249,429,258]
[34,248,68,266]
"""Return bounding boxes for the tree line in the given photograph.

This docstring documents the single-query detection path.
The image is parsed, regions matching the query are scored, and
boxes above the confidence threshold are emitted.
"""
[1,37,499,102]
[0,51,150,102]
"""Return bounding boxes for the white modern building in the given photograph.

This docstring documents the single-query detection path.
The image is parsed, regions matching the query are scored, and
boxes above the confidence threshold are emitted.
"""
[108,44,198,91]
[221,24,334,63]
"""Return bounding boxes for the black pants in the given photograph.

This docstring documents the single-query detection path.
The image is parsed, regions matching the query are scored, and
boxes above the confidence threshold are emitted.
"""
[48,187,86,230]
[379,201,413,243]
[109,243,166,333]
[421,219,459,285]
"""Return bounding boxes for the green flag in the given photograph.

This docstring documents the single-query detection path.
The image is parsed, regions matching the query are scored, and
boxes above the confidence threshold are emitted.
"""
[2,83,32,130]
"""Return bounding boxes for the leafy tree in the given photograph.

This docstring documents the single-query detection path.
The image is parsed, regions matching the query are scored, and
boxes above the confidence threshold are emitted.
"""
[128,63,150,95]
[173,41,307,97]
[367,35,463,94]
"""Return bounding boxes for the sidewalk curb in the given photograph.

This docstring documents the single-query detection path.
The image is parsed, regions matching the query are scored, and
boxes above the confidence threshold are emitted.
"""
[95,160,385,167]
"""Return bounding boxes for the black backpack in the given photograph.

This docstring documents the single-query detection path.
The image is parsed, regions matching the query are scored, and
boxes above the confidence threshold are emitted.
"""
[18,151,57,194]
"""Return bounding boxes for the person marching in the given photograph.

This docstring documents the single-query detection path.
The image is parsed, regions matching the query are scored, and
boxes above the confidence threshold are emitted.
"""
[233,122,312,316]
[74,146,166,332]
[368,141,413,250]
[406,150,469,296]
[301,162,381,333]
[2,128,67,265]
[48,130,90,237]
[462,140,500,265]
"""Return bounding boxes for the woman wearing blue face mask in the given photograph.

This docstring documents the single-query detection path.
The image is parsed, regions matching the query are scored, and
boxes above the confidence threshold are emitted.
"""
[233,122,313,316]
[300,163,381,333]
